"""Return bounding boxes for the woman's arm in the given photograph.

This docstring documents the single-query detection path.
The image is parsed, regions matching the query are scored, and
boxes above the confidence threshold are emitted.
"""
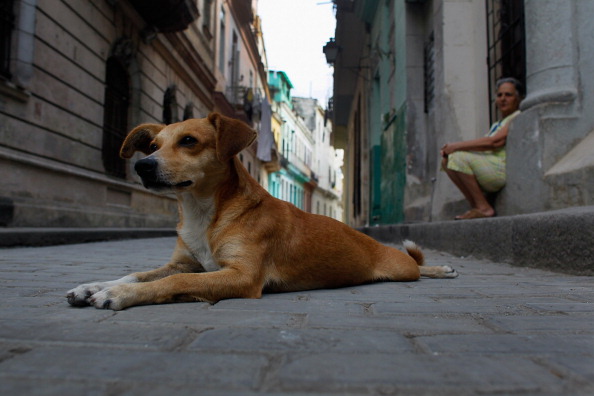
[441,123,510,157]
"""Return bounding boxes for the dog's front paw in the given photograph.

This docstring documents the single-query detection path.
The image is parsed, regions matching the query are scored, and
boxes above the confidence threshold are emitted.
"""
[89,285,134,311]
[66,283,106,307]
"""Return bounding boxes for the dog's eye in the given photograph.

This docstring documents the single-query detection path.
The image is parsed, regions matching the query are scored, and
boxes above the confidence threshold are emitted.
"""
[179,136,198,147]
[149,143,158,153]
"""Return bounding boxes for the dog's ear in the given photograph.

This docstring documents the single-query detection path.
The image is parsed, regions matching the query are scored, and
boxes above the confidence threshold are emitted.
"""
[208,112,257,162]
[119,124,165,159]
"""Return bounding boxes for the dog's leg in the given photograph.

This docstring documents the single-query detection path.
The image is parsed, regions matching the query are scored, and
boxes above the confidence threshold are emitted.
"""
[66,262,204,307]
[66,275,138,307]
[88,267,263,310]
[67,242,204,307]
[403,240,458,279]
[419,265,458,278]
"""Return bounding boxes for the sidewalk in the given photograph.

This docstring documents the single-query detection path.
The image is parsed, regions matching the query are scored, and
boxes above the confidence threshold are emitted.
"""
[1,237,593,395]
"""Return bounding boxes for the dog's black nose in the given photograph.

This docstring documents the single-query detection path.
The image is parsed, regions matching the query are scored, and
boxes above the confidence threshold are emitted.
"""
[134,157,158,178]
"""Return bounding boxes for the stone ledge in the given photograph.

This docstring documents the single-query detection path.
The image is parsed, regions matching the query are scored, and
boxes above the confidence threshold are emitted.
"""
[361,206,594,276]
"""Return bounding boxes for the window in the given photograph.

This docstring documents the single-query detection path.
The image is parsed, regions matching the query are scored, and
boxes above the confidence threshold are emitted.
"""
[163,85,179,124]
[353,96,362,217]
[423,31,435,113]
[102,56,130,178]
[183,103,194,120]
[230,31,240,102]
[202,0,213,38]
[218,7,225,74]
[486,0,526,122]
[0,0,15,80]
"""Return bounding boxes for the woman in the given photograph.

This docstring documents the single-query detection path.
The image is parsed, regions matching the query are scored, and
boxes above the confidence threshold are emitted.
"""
[441,77,522,220]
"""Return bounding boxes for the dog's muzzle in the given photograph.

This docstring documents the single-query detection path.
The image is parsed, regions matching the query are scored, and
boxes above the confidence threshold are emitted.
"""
[134,157,192,190]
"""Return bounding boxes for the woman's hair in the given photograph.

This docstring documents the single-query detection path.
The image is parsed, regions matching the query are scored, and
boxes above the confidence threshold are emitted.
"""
[496,77,524,97]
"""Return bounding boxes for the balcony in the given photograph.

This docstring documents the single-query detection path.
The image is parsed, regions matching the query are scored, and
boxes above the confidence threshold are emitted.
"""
[129,0,199,33]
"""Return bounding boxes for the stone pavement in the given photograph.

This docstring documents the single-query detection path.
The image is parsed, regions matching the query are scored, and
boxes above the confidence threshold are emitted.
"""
[0,237,593,395]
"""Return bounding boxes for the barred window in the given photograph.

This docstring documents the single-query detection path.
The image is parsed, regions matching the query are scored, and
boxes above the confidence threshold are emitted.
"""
[102,56,130,179]
[486,0,526,122]
[353,96,362,217]
[183,102,194,120]
[423,31,435,113]
[218,7,225,74]
[0,0,15,80]
[163,85,179,124]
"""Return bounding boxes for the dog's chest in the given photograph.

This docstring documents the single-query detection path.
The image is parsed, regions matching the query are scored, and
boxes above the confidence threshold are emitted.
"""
[179,197,219,272]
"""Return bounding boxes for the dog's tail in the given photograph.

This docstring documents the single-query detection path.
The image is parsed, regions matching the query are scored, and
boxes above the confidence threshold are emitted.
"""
[403,240,424,266]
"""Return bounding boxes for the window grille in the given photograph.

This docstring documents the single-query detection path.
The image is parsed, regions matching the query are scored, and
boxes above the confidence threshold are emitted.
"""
[423,31,435,113]
[163,85,179,124]
[486,0,526,122]
[0,0,15,80]
[183,103,194,120]
[353,96,362,217]
[218,7,225,74]
[102,56,130,179]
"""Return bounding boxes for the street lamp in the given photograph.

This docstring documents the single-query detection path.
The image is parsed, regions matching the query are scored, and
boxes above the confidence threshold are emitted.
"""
[323,38,340,65]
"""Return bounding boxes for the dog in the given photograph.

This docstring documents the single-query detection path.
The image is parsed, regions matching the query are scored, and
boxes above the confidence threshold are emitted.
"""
[67,113,457,310]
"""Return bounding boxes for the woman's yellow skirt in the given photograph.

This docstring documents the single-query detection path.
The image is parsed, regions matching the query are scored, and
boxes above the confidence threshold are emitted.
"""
[445,149,506,193]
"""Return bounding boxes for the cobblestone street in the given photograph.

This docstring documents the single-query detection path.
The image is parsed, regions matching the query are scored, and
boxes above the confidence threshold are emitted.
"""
[1,237,593,395]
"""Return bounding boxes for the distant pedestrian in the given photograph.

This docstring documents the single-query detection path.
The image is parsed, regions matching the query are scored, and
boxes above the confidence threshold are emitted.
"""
[440,77,523,220]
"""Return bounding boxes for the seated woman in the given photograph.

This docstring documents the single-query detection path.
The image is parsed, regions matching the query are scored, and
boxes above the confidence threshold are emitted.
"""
[441,77,522,220]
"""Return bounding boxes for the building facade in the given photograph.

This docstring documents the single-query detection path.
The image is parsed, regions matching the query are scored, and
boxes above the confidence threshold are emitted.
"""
[293,97,343,220]
[267,71,311,210]
[0,0,275,228]
[214,0,276,189]
[331,0,594,226]
[268,71,343,220]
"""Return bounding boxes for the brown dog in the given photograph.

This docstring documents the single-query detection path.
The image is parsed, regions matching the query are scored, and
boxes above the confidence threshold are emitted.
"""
[67,113,457,310]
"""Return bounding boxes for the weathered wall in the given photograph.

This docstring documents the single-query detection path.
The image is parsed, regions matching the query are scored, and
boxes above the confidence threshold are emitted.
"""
[334,0,594,226]
[403,0,489,222]
[498,0,594,215]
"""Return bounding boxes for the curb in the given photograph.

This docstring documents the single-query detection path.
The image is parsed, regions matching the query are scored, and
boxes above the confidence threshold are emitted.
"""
[361,206,594,276]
